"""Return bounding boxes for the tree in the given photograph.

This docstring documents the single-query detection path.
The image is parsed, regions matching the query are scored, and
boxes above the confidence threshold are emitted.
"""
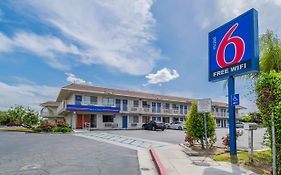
[259,30,281,73]
[185,101,216,149]
[5,106,39,127]
[241,115,252,123]
[256,71,281,174]
[0,111,9,125]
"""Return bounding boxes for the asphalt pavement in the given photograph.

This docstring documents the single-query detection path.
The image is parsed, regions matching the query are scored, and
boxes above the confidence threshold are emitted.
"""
[0,132,140,175]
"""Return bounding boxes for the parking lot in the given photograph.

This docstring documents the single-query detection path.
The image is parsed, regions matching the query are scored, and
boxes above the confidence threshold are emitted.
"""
[101,127,267,150]
[0,132,140,175]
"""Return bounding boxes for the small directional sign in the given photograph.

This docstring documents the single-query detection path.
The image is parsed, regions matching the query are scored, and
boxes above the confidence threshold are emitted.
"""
[231,94,240,106]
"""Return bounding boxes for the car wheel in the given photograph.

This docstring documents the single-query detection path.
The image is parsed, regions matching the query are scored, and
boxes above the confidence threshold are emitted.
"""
[178,126,182,130]
[152,126,156,131]
[161,128,165,131]
[142,126,145,130]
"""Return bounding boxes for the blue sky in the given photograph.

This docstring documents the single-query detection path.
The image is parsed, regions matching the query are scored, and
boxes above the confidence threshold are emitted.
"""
[1,0,281,112]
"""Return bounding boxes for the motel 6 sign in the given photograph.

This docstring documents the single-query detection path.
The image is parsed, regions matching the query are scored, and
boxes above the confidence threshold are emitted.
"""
[209,9,259,81]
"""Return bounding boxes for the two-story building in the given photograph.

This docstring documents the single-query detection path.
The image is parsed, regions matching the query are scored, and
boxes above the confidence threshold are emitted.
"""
[40,83,245,129]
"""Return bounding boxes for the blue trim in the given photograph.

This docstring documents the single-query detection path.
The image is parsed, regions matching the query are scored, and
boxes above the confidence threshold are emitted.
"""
[66,104,120,113]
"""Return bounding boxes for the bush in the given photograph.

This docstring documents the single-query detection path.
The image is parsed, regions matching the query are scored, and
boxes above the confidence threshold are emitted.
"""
[256,71,281,174]
[32,120,72,133]
[2,106,39,127]
[52,126,72,133]
[0,112,10,125]
[242,115,252,123]
[185,101,216,149]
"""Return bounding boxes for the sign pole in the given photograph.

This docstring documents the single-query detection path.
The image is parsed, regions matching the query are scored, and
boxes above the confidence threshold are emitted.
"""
[272,113,276,175]
[204,112,208,154]
[228,76,237,161]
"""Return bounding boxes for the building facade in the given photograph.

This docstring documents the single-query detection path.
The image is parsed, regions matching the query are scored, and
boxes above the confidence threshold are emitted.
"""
[41,84,245,129]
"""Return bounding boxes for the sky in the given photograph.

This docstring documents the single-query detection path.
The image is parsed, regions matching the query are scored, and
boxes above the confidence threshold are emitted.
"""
[1,0,281,113]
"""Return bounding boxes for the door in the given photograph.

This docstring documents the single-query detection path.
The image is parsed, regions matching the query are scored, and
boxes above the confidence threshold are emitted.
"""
[84,114,90,128]
[122,116,127,128]
[90,114,97,128]
[76,114,83,129]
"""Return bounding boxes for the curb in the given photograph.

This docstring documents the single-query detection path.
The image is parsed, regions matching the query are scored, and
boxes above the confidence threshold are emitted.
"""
[0,129,34,133]
[149,149,168,175]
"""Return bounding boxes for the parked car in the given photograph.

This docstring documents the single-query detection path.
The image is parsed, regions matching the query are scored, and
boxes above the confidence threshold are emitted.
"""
[164,123,171,129]
[142,121,165,131]
[236,122,244,128]
[169,121,185,130]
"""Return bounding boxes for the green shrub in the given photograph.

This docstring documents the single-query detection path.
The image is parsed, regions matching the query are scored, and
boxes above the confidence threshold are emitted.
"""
[52,126,72,133]
[185,101,216,149]
[2,106,39,127]
[0,112,10,125]
[242,115,252,122]
[32,120,72,133]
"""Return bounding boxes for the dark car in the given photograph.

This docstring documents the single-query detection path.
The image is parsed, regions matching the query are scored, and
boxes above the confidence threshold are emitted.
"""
[142,121,165,131]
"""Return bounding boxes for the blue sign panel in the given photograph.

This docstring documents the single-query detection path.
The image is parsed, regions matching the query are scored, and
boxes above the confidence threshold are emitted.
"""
[209,9,259,82]
[66,105,120,113]
[231,94,240,106]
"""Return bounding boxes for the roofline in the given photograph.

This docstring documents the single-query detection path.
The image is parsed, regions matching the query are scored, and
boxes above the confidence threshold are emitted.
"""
[55,83,246,109]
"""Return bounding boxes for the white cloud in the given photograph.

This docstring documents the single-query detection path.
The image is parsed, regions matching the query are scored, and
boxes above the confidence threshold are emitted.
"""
[0,81,59,111]
[10,0,161,75]
[65,73,92,85]
[0,32,81,70]
[214,0,281,36]
[143,68,179,86]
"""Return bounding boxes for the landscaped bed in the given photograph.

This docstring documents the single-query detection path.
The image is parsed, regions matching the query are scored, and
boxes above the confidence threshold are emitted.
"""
[213,149,272,175]
[183,143,272,175]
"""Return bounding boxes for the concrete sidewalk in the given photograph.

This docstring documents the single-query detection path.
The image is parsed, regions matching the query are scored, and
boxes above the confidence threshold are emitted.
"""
[153,145,257,175]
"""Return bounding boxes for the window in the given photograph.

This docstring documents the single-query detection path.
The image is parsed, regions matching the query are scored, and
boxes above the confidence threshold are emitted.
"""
[90,96,97,104]
[164,103,170,109]
[129,116,139,123]
[152,102,156,113]
[122,99,128,111]
[184,105,188,114]
[172,104,178,110]
[133,100,139,107]
[157,103,161,113]
[75,95,82,105]
[152,116,161,122]
[116,99,121,108]
[179,117,184,122]
[142,116,150,123]
[103,115,114,122]
[180,105,183,114]
[142,101,150,108]
[84,96,97,105]
[102,98,114,106]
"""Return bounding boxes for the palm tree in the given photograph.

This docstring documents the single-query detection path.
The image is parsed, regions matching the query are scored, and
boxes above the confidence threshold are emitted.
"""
[259,30,281,73]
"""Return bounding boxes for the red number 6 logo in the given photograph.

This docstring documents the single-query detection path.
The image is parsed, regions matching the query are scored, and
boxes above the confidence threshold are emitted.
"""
[216,23,245,68]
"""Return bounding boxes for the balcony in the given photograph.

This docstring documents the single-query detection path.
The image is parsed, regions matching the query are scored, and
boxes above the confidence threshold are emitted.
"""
[130,107,139,112]
[57,100,66,114]
[142,107,150,113]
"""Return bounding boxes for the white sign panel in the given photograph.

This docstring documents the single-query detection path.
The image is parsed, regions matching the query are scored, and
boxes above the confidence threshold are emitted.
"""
[197,98,212,113]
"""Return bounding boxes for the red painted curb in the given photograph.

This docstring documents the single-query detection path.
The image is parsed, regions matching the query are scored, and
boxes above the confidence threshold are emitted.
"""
[149,149,168,175]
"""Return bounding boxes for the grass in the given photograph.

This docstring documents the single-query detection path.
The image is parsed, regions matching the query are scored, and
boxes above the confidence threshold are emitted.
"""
[0,127,32,132]
[213,150,272,174]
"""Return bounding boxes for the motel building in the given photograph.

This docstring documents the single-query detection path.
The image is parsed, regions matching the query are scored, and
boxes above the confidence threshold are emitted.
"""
[40,83,245,130]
